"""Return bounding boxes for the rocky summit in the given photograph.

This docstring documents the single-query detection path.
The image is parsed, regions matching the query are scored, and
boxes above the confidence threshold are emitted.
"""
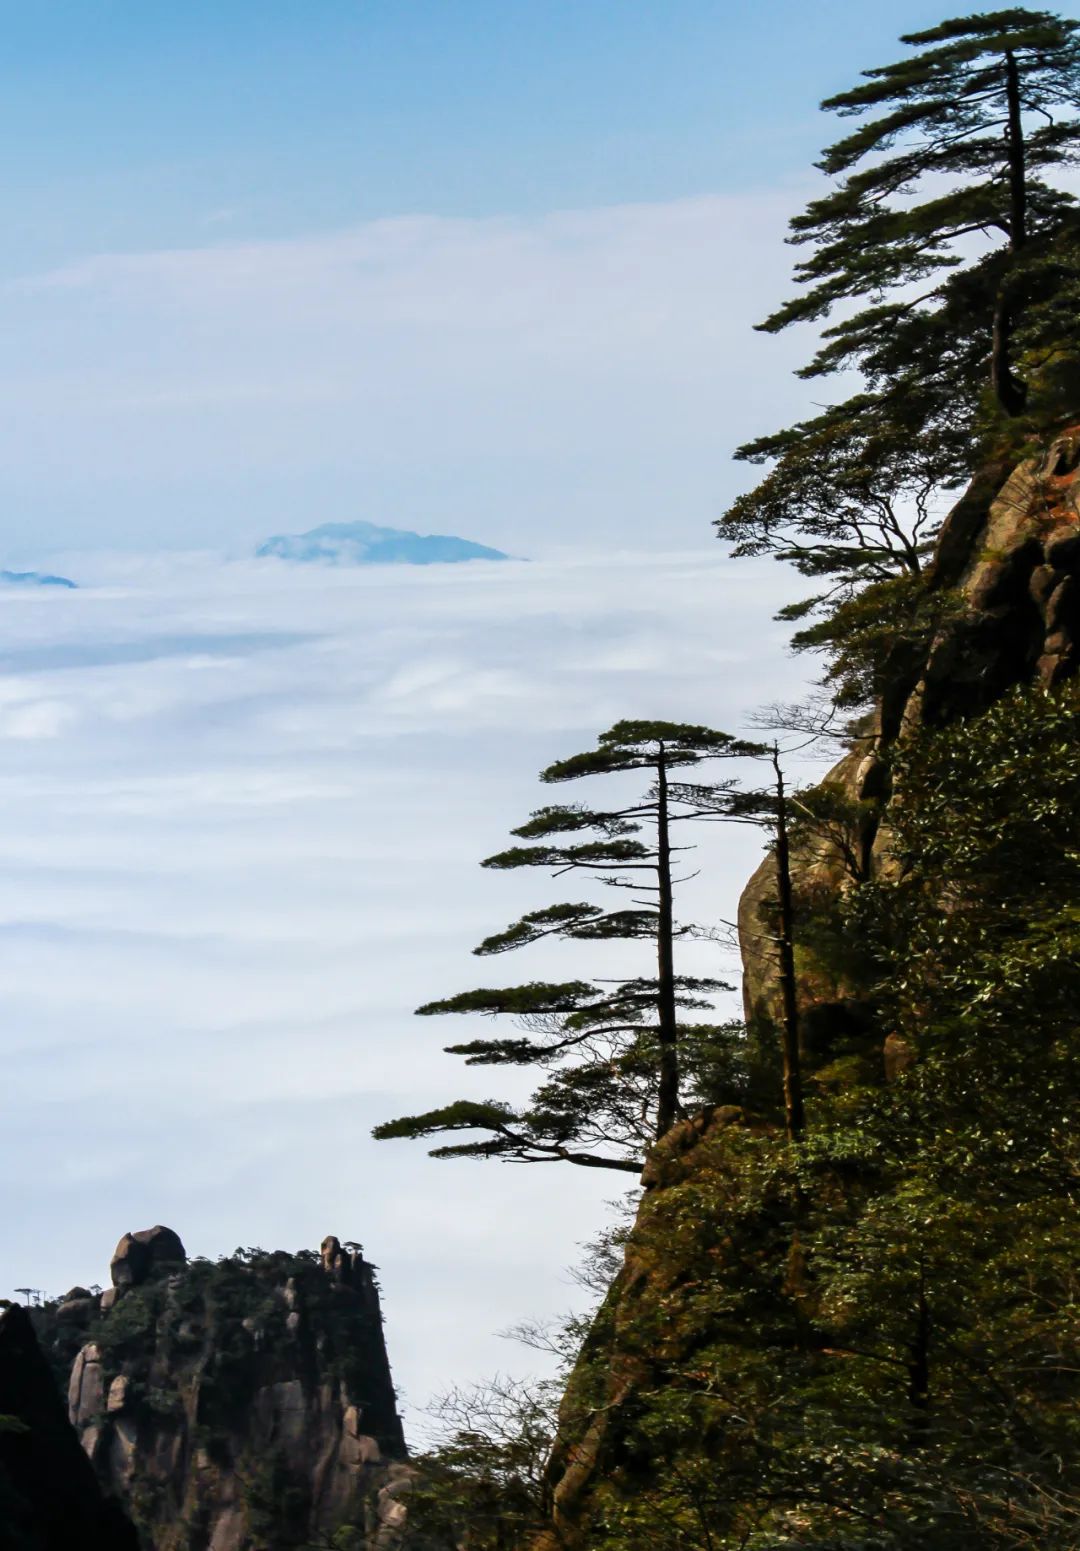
[23,1228,410,1551]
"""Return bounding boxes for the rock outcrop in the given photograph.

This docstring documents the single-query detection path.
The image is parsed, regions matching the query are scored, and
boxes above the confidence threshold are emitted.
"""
[740,430,1080,1036]
[109,1226,187,1293]
[33,1229,408,1551]
[0,1303,138,1551]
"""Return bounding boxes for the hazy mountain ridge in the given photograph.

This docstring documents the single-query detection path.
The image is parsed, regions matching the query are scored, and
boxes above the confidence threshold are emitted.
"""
[256,521,511,567]
[0,569,77,589]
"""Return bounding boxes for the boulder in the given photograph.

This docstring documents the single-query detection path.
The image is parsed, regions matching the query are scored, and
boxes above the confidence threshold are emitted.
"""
[106,1376,130,1415]
[55,1296,96,1325]
[109,1225,186,1289]
[68,1343,105,1431]
[320,1233,364,1284]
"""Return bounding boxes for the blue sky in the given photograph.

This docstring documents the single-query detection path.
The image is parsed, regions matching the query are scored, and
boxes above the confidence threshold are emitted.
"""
[3,1,1045,557]
[3,1,971,265]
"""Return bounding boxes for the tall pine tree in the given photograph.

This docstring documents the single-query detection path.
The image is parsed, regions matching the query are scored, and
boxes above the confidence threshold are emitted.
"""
[373,722,760,1173]
[765,9,1080,415]
[718,10,1080,637]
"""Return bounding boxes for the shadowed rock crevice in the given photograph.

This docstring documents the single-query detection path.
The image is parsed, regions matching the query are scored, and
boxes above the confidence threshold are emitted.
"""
[0,1304,139,1551]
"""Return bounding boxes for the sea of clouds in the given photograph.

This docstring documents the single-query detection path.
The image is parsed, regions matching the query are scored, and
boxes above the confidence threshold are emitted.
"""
[0,547,823,1428]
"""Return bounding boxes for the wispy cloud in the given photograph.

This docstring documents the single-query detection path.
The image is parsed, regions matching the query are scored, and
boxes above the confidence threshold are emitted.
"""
[0,194,813,555]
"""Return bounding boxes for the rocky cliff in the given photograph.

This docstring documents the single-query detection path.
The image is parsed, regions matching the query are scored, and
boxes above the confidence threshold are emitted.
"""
[0,1303,138,1551]
[32,1227,410,1551]
[531,431,1080,1549]
[740,427,1080,1040]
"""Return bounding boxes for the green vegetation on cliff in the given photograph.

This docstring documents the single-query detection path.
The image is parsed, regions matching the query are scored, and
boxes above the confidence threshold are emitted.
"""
[33,1239,406,1551]
[539,680,1080,1549]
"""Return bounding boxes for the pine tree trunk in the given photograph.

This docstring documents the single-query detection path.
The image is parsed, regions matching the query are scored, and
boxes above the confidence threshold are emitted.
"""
[655,748,680,1138]
[992,48,1029,417]
[772,750,806,1142]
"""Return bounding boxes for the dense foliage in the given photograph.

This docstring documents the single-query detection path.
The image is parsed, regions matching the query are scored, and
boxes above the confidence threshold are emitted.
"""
[393,7,1080,1530]
[541,681,1080,1550]
[387,688,1080,1548]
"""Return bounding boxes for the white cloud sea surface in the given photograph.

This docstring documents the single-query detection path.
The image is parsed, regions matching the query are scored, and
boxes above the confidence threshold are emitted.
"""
[0,548,823,1432]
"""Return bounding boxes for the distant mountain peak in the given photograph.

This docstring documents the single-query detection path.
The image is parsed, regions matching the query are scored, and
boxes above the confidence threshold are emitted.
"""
[255,520,511,567]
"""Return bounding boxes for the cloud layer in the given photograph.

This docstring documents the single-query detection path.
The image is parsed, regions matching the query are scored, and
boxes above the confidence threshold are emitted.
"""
[0,550,822,1425]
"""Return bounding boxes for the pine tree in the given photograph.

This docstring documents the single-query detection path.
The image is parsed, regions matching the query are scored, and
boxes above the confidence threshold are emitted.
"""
[373,722,761,1173]
[717,9,1080,632]
[674,748,809,1143]
[766,8,1080,415]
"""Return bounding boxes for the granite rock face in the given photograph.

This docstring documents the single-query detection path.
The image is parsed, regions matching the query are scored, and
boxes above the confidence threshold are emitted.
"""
[918,428,1080,716]
[34,1229,408,1551]
[739,432,1080,1039]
